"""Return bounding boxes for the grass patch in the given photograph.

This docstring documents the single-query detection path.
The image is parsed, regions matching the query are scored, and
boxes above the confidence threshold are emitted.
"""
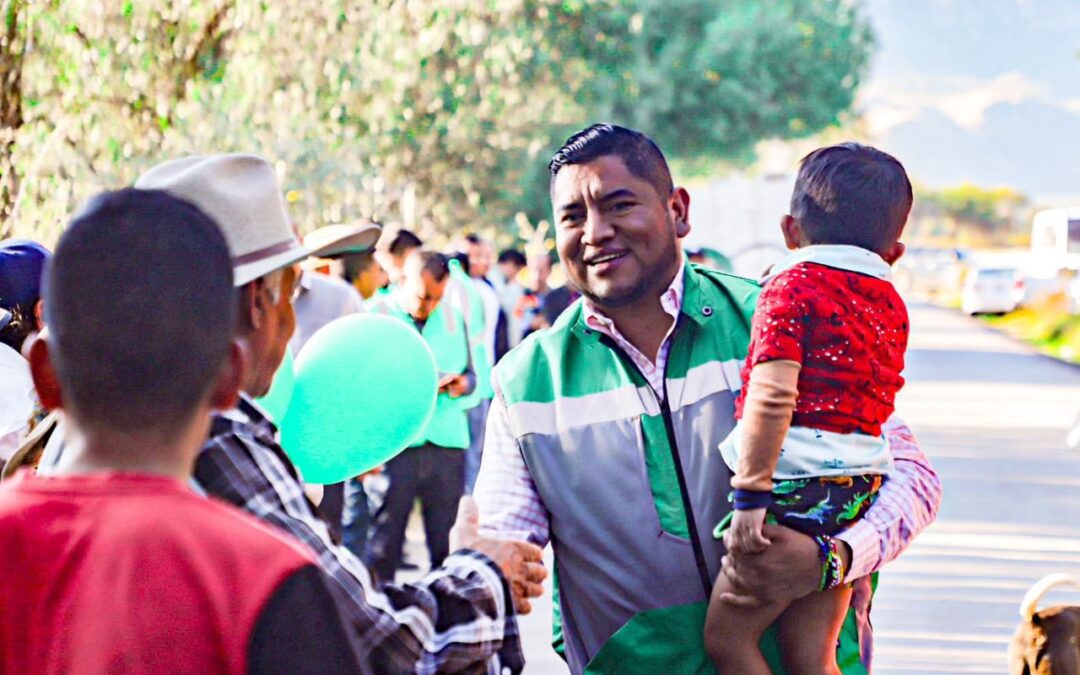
[982,296,1080,364]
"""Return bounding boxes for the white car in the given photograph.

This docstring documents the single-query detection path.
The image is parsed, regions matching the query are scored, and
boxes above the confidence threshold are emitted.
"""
[894,246,968,296]
[961,267,1024,315]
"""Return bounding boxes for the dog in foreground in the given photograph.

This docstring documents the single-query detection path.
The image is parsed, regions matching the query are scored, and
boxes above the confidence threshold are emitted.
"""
[1010,574,1080,674]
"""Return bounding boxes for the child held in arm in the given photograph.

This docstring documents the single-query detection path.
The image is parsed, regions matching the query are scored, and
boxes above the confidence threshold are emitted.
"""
[705,143,912,675]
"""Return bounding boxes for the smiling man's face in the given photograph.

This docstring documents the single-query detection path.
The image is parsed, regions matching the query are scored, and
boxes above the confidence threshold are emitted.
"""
[552,154,689,312]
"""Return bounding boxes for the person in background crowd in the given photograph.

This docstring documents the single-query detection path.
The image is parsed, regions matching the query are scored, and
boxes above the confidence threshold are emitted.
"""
[291,223,382,542]
[367,251,479,581]
[337,246,390,561]
[521,251,553,338]
[494,248,528,348]
[474,124,940,674]
[686,246,735,273]
[0,187,359,673]
[457,234,503,492]
[527,250,552,299]
[132,154,543,673]
[341,250,389,300]
[0,241,50,473]
[463,234,505,365]
[492,246,524,347]
[686,246,714,269]
[539,280,580,328]
[291,225,379,355]
[495,248,527,287]
[376,228,423,288]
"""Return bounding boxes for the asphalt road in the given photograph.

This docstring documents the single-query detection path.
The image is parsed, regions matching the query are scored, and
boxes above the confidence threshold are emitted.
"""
[870,303,1080,674]
[403,302,1080,673]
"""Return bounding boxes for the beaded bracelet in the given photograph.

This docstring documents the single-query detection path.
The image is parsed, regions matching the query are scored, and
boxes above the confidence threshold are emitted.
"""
[812,535,848,591]
[812,535,830,590]
[826,537,847,590]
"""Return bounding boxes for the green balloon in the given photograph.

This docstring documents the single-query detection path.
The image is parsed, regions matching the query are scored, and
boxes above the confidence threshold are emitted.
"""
[254,346,295,423]
[279,313,438,484]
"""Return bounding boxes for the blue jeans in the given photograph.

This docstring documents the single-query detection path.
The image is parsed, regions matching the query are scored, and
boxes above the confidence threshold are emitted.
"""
[342,478,370,560]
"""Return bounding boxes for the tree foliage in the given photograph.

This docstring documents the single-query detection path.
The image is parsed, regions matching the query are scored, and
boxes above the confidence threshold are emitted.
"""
[912,182,1029,245]
[559,0,873,162]
[2,0,874,242]
[918,183,1027,229]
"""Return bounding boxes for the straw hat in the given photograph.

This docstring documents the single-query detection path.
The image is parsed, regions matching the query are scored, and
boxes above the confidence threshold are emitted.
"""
[303,223,381,259]
[135,154,377,286]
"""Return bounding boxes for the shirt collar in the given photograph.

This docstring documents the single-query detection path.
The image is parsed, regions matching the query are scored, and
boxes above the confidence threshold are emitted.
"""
[223,393,276,430]
[582,257,686,332]
[764,244,892,284]
[298,269,314,294]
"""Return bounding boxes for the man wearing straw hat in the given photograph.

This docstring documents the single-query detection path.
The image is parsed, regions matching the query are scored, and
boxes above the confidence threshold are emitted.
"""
[126,154,545,672]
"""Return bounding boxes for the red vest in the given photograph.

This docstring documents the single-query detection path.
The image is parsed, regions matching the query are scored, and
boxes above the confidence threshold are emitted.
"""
[0,471,313,674]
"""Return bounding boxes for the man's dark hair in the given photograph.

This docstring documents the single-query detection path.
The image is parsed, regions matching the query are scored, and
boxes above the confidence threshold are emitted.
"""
[45,188,235,431]
[549,124,674,198]
[415,250,450,283]
[340,251,377,284]
[790,142,913,254]
[0,303,36,352]
[497,249,526,268]
[447,251,470,277]
[463,233,483,246]
[387,229,423,257]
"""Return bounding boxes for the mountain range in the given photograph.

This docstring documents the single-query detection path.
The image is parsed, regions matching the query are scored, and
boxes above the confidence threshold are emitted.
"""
[857,0,1080,205]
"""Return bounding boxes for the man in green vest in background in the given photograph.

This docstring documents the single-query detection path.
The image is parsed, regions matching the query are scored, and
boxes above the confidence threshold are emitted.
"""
[367,251,478,581]
[474,124,942,674]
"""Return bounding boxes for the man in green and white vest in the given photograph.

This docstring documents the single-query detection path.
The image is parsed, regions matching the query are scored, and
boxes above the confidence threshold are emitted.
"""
[474,124,942,674]
[367,251,479,581]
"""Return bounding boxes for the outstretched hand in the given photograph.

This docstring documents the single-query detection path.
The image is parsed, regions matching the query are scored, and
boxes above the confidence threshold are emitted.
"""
[450,496,547,614]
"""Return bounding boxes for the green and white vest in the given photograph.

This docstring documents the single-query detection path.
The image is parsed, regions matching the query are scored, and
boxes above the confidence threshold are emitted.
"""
[369,296,476,450]
[492,264,870,674]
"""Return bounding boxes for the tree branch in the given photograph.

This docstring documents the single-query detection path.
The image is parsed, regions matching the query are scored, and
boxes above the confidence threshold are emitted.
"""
[174,1,233,102]
[0,0,26,237]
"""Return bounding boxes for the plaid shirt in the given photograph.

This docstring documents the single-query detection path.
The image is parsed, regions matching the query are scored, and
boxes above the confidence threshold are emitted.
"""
[196,396,523,675]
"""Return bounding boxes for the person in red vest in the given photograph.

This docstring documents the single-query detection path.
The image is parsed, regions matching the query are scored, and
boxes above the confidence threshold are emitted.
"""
[0,188,359,674]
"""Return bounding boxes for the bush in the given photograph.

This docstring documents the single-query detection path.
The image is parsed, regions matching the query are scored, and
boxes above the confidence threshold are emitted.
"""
[985,294,1080,363]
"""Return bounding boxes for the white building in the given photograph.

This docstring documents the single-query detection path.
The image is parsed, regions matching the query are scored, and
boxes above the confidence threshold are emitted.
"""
[683,172,793,279]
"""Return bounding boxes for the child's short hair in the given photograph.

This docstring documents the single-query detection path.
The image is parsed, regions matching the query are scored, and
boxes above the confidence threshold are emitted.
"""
[790,142,912,254]
[45,188,235,432]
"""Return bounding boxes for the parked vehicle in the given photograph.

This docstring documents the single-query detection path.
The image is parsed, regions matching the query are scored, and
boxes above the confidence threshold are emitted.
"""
[894,246,968,297]
[961,267,1024,315]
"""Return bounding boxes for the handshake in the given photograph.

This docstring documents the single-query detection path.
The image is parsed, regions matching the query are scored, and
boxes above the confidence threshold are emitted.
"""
[449,496,547,614]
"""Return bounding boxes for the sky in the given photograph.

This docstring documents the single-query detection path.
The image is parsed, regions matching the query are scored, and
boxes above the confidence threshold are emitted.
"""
[855,0,1080,203]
